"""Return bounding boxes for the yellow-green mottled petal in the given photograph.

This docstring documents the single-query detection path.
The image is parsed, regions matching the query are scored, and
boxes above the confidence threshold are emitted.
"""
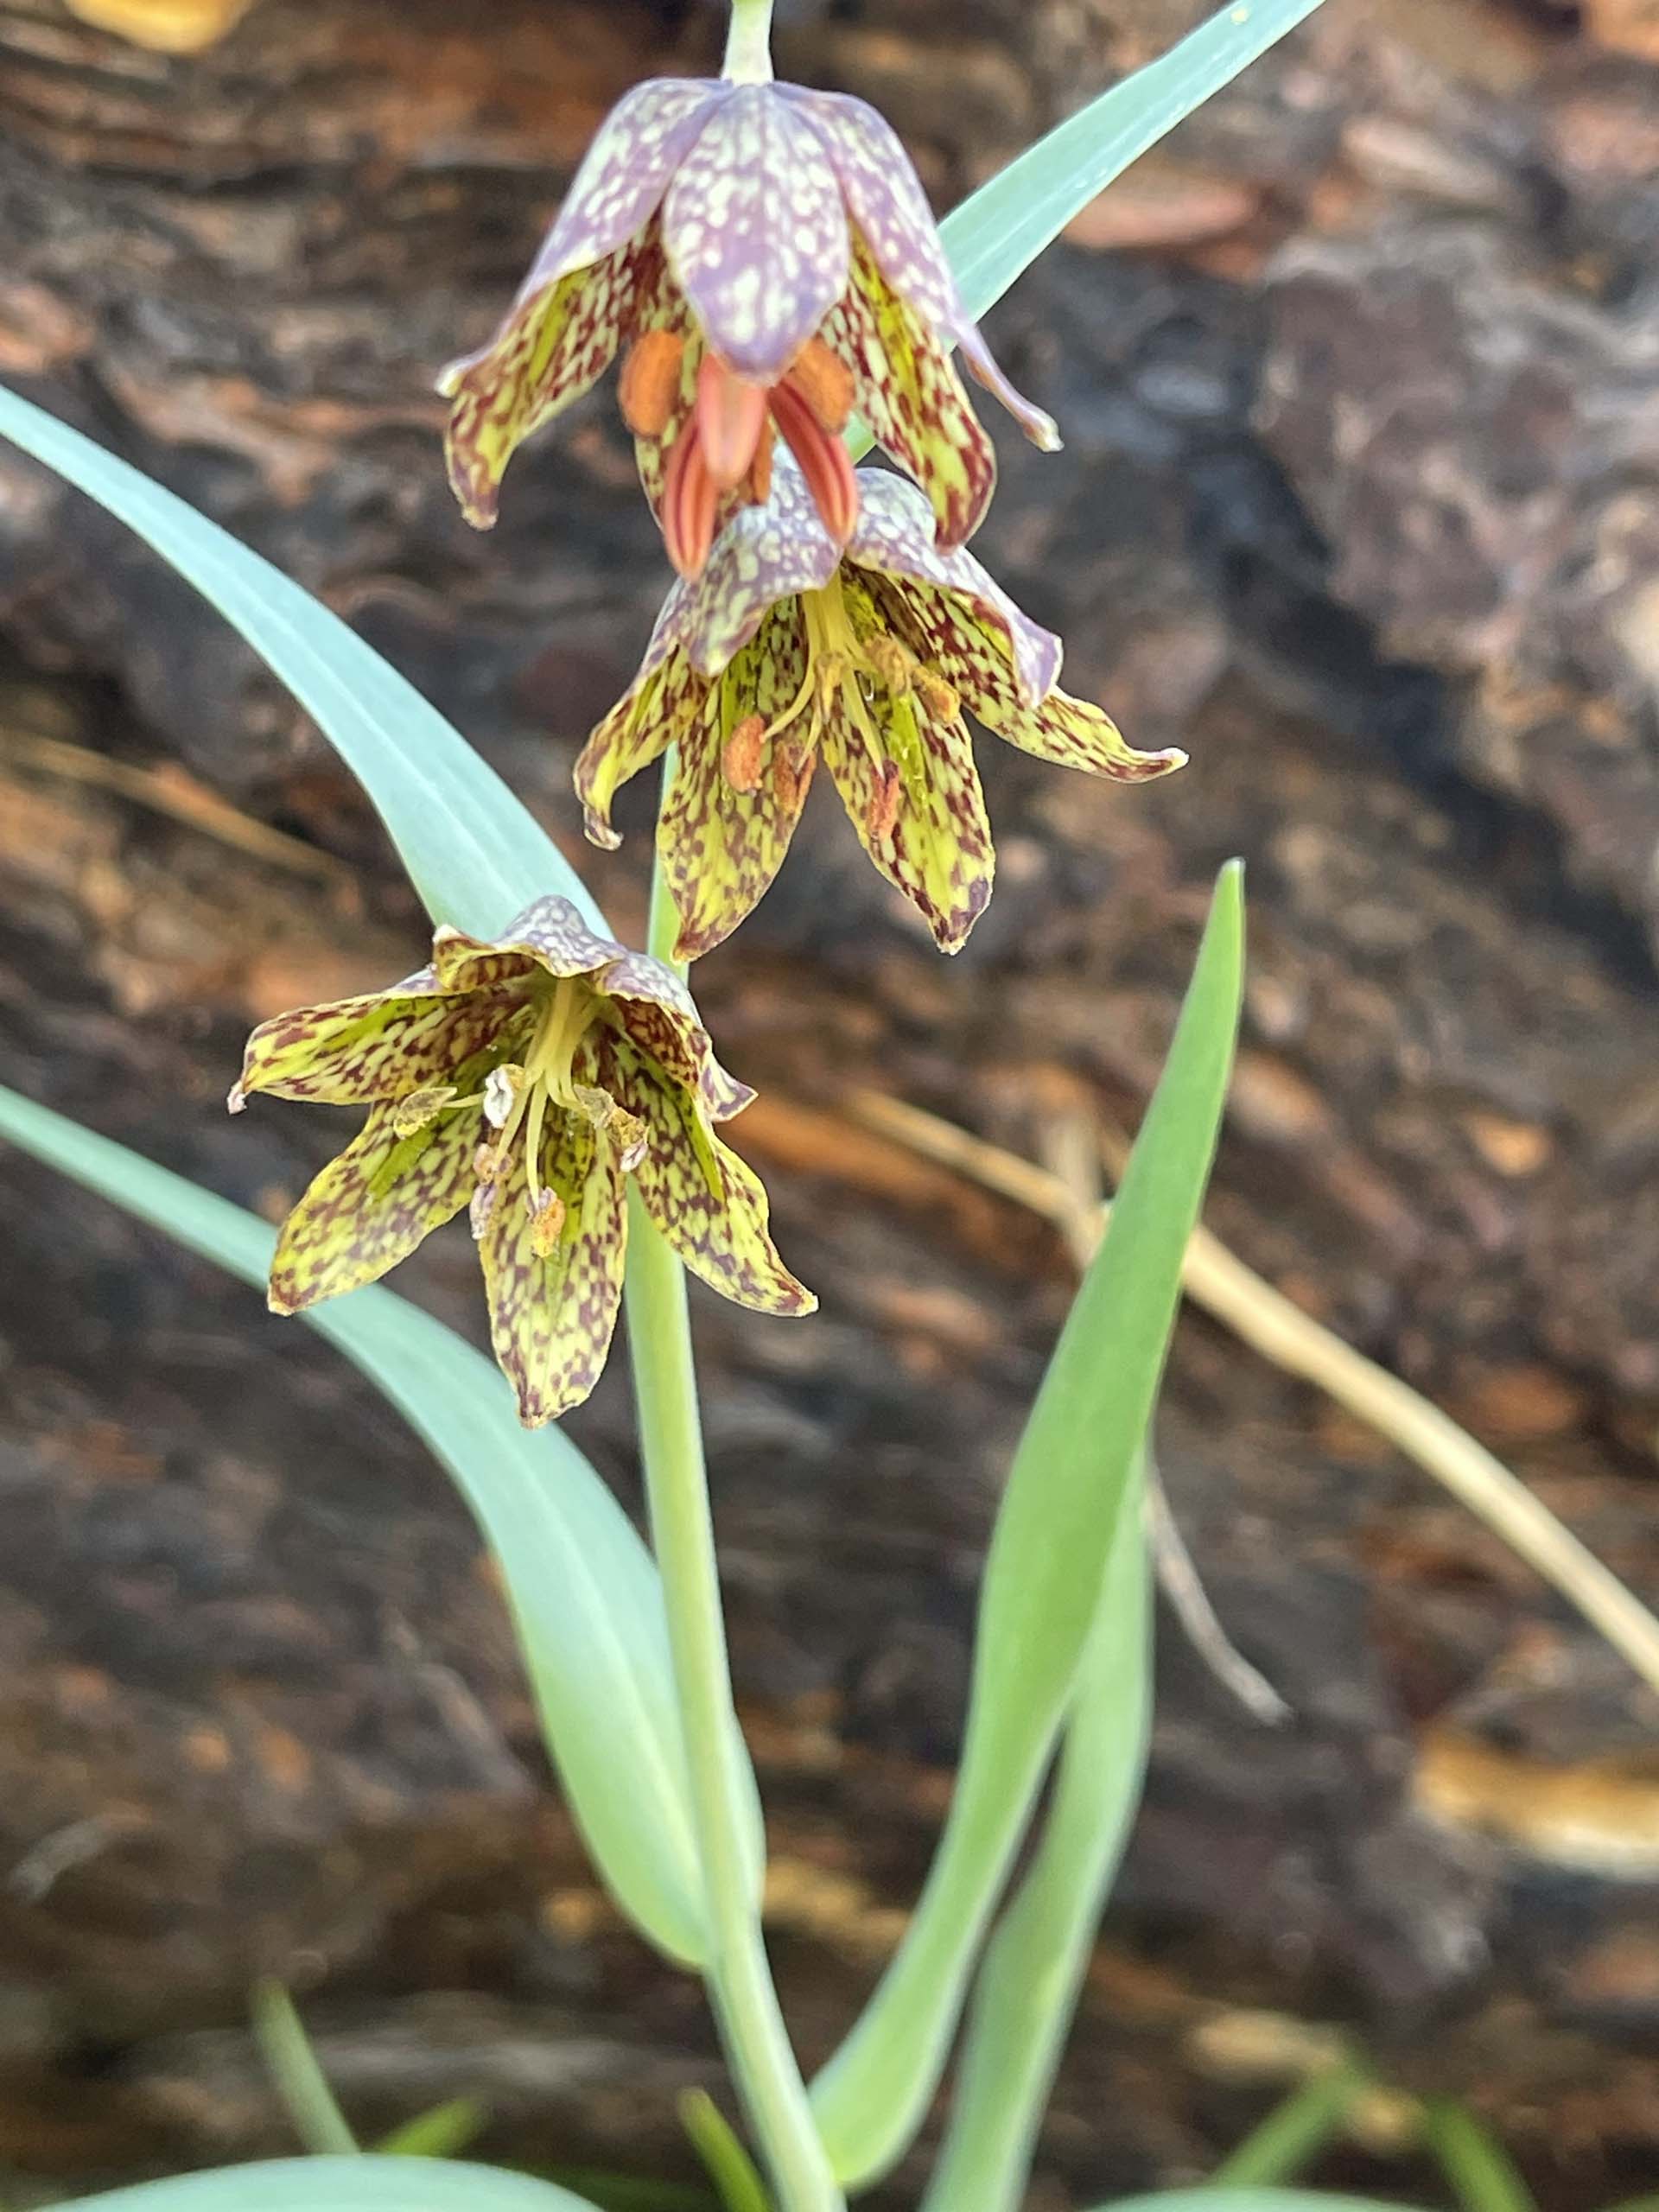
[596,957,754,1124]
[820,238,996,550]
[655,620,814,962]
[820,688,994,954]
[268,1103,479,1313]
[597,1033,814,1317]
[441,231,658,530]
[575,655,697,851]
[1000,685,1189,783]
[432,896,633,993]
[237,980,525,1107]
[476,1114,628,1427]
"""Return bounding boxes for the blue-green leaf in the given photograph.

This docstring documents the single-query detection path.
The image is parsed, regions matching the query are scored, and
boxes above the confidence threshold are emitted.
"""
[0,383,599,942]
[942,0,1329,323]
[811,865,1243,2184]
[47,2158,594,2212]
[0,1084,706,1968]
[1096,2196,1419,2212]
[918,1478,1153,2212]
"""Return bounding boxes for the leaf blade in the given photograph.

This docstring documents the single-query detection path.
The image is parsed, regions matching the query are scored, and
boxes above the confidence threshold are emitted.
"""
[810,864,1243,2184]
[0,1084,707,1968]
[44,2157,596,2212]
[0,382,601,940]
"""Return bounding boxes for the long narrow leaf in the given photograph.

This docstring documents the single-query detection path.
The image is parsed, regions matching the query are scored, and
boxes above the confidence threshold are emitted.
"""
[918,1471,1152,2212]
[0,1085,707,1968]
[942,0,1328,321]
[1096,2196,1414,2212]
[46,2158,595,2212]
[0,384,601,941]
[811,865,1243,2184]
[251,1981,359,2157]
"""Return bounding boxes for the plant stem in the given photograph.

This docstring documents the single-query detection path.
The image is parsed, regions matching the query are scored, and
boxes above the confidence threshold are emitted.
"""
[1209,2063,1369,2188]
[624,765,840,2212]
[721,0,774,82]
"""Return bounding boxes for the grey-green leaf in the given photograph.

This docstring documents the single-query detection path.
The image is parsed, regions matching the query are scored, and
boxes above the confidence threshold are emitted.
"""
[942,0,1329,323]
[810,864,1243,2184]
[0,382,601,942]
[0,1084,706,1968]
[918,1475,1153,2212]
[44,2158,596,2212]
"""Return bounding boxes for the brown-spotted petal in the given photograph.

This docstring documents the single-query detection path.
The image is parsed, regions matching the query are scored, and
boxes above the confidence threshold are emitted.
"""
[430,896,630,994]
[999,683,1189,782]
[478,1111,628,1427]
[267,1103,478,1313]
[441,231,660,530]
[662,85,850,383]
[851,474,1062,704]
[819,683,994,954]
[596,1030,814,1318]
[237,976,528,1107]
[783,84,1059,450]
[575,645,701,851]
[657,615,817,961]
[821,245,997,549]
[597,953,755,1123]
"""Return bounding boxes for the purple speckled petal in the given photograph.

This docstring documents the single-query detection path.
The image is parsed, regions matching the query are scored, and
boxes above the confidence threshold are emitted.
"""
[518,79,728,297]
[663,85,850,381]
[597,952,755,1123]
[431,895,631,993]
[783,84,1060,450]
[674,459,843,678]
[849,470,1063,704]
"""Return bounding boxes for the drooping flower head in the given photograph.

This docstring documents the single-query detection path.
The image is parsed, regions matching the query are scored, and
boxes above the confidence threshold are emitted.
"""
[576,465,1186,962]
[229,897,813,1426]
[440,73,1058,577]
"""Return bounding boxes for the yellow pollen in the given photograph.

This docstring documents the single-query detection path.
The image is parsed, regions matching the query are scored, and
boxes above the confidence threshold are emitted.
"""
[528,1188,567,1258]
[391,1083,458,1137]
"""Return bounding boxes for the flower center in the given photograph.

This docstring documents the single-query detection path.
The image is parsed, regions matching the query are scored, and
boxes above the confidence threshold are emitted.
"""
[621,335,861,579]
[716,578,959,844]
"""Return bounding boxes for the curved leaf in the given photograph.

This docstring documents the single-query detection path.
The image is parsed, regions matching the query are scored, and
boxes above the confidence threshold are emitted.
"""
[0,383,601,942]
[0,1084,707,1968]
[918,1478,1153,2212]
[811,865,1243,2184]
[944,0,1329,321]
[48,2157,595,2212]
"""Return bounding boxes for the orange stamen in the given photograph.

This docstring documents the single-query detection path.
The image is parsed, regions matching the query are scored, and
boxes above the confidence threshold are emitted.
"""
[619,329,685,438]
[785,338,855,434]
[771,378,860,545]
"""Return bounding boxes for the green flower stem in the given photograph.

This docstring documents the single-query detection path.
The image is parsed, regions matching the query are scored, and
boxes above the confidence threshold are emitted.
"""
[1421,2103,1537,2212]
[721,0,774,83]
[1209,2064,1370,2189]
[623,756,841,2212]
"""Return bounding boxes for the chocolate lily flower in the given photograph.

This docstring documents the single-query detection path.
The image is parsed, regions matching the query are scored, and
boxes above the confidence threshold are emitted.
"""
[229,897,813,1426]
[577,465,1185,961]
[439,73,1057,574]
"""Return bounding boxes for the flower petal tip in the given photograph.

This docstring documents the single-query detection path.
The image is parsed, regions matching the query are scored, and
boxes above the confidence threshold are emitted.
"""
[226,1083,247,1116]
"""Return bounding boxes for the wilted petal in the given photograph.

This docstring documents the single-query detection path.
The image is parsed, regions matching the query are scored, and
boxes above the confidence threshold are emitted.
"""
[1001,685,1189,782]
[597,1032,814,1316]
[950,316,1061,453]
[657,618,815,960]
[431,896,631,992]
[821,247,997,549]
[268,1103,477,1313]
[478,1113,628,1427]
[441,231,661,529]
[238,976,529,1106]
[663,86,850,382]
[675,465,842,677]
[598,954,755,1122]
[820,690,994,954]
[518,79,726,292]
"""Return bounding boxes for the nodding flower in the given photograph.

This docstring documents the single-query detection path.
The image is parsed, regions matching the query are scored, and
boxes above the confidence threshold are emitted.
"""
[439,75,1058,575]
[231,898,814,1426]
[577,463,1186,963]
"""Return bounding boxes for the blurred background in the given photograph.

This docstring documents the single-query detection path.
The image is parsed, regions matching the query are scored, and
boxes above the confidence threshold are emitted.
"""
[1,0,1657,2203]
